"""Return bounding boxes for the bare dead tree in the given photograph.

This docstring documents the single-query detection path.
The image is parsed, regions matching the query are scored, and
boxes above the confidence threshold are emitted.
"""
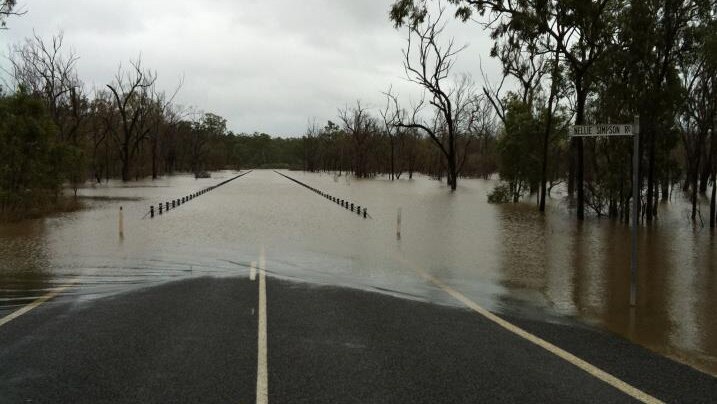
[159,102,189,174]
[339,100,377,178]
[380,86,407,180]
[147,77,183,179]
[9,31,85,143]
[303,118,321,172]
[400,128,422,179]
[89,90,118,183]
[677,33,717,223]
[106,58,157,181]
[480,60,507,125]
[396,8,469,190]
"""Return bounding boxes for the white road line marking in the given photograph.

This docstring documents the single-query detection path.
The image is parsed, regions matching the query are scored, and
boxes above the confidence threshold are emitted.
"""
[250,261,257,281]
[0,285,72,328]
[256,247,268,404]
[398,255,664,404]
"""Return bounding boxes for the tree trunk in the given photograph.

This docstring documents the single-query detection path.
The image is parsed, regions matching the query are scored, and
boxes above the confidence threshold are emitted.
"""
[700,155,711,194]
[448,134,458,191]
[691,131,705,220]
[121,145,130,182]
[661,169,669,201]
[540,53,559,212]
[575,85,586,220]
[692,158,699,220]
[568,148,575,197]
[448,160,457,190]
[105,139,110,183]
[710,173,716,228]
[710,122,716,227]
[646,129,656,222]
[151,136,158,179]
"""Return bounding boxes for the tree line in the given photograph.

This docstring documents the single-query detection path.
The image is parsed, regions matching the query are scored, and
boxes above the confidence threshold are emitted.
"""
[0,28,304,215]
[390,0,716,225]
[302,0,716,226]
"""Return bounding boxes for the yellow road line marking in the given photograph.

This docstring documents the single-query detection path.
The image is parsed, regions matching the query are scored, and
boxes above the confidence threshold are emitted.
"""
[0,285,72,329]
[399,256,663,404]
[256,247,269,404]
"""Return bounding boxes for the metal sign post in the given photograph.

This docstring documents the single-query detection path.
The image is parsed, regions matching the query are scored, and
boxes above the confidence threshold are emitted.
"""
[630,116,639,307]
[569,117,639,307]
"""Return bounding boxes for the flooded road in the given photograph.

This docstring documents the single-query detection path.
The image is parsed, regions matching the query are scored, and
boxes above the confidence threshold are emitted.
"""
[1,169,716,376]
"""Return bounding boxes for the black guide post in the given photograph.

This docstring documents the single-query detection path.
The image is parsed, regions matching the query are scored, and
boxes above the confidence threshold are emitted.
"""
[159,204,163,214]
[272,170,369,220]
[150,206,154,218]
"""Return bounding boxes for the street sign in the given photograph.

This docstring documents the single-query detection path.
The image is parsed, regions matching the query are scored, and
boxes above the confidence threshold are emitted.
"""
[569,124,633,137]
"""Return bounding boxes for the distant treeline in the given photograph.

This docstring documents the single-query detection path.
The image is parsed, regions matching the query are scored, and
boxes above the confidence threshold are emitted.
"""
[0,31,306,215]
[302,117,498,180]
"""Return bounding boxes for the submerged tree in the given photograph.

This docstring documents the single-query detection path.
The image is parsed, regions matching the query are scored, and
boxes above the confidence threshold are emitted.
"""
[106,58,157,181]
[393,8,482,190]
[338,101,379,179]
[0,89,63,211]
[392,0,620,217]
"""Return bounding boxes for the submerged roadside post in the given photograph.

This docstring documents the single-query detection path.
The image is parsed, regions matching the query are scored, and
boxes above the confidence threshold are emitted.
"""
[119,206,124,238]
[397,207,402,240]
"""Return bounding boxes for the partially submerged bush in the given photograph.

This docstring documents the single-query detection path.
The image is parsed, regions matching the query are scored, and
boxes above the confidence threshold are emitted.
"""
[487,183,512,203]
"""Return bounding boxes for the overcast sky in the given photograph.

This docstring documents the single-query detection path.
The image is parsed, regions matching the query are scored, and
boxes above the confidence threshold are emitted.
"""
[1,0,502,137]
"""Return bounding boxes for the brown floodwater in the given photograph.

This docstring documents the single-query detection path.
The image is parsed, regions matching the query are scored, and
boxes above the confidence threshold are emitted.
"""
[1,169,716,376]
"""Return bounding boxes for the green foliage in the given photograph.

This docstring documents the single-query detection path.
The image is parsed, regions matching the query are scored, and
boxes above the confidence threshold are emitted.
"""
[496,97,542,200]
[60,144,86,195]
[0,89,63,211]
[487,183,512,203]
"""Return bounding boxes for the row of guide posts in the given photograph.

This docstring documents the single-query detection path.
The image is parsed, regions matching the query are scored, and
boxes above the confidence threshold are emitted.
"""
[148,171,252,219]
[274,171,368,219]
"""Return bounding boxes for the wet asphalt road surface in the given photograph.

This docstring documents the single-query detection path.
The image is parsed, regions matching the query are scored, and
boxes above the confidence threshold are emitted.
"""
[1,276,716,403]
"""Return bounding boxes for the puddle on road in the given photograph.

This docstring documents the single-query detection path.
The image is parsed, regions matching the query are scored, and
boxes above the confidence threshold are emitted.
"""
[1,169,716,376]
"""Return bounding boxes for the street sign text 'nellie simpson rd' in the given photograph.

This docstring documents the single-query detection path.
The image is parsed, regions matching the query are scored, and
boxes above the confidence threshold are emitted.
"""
[569,124,633,137]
